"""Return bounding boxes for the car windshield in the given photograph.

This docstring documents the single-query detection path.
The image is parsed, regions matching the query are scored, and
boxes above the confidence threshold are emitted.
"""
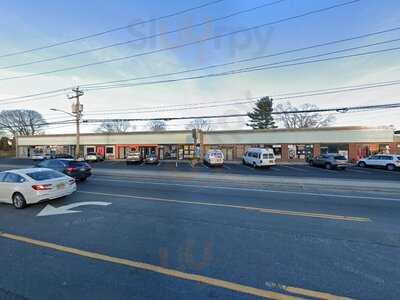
[26,170,65,181]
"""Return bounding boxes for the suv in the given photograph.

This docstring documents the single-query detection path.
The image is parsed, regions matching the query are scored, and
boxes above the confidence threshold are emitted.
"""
[358,154,400,171]
[309,153,348,170]
[126,151,143,165]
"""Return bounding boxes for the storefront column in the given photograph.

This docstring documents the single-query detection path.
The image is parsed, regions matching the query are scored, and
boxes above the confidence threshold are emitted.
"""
[235,145,245,160]
[313,144,320,157]
[389,143,396,154]
[281,144,289,162]
[348,143,360,162]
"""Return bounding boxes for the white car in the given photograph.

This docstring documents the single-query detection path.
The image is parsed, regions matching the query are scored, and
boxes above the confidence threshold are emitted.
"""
[204,150,224,166]
[358,154,400,171]
[31,152,51,161]
[243,148,276,168]
[85,152,103,162]
[0,168,76,209]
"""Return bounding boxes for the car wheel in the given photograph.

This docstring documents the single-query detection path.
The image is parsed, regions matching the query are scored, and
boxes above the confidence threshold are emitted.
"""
[80,177,87,182]
[12,193,27,209]
[242,159,246,165]
[309,160,314,166]
[387,164,396,171]
[358,161,366,168]
[253,162,257,168]
[325,163,332,170]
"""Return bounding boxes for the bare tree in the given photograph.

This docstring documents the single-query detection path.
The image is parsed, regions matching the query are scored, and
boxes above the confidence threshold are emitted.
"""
[147,120,166,131]
[0,110,46,136]
[185,118,212,131]
[96,120,131,133]
[275,102,335,128]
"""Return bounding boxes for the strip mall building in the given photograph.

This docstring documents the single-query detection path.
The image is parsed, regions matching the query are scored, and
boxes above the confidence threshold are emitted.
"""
[16,126,400,162]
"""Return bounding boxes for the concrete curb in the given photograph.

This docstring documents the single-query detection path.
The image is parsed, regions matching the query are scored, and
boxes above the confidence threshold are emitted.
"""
[92,168,400,193]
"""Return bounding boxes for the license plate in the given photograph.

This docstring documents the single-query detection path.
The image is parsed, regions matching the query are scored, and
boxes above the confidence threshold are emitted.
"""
[57,183,65,190]
[269,160,274,163]
[80,168,86,171]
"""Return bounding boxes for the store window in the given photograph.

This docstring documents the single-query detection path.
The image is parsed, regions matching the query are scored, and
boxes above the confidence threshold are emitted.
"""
[86,147,95,153]
[161,145,177,160]
[183,145,195,159]
[320,144,349,158]
[106,147,114,154]
[288,144,314,160]
[379,144,391,154]
[271,145,282,160]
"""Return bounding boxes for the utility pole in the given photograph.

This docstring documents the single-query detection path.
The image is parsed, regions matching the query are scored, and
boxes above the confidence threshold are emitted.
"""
[68,87,84,158]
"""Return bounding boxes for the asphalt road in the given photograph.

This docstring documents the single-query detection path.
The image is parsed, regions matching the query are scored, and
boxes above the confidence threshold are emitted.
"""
[0,173,399,299]
[2,158,400,182]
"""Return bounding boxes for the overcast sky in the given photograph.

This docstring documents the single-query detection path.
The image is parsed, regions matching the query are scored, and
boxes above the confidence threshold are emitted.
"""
[0,0,399,133]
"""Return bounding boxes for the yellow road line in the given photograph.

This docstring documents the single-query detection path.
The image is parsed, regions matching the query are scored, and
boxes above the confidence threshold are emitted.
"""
[283,285,353,300]
[0,232,352,300]
[78,190,371,222]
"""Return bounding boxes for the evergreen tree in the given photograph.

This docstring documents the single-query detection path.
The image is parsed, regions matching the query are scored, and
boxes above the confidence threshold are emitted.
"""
[247,96,277,129]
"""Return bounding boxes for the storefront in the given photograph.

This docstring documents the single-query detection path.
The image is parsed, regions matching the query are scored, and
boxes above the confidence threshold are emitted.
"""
[16,126,397,162]
[159,144,195,160]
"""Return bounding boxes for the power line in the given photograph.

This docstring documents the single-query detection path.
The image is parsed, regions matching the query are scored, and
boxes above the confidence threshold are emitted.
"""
[83,79,400,116]
[0,0,286,70]
[83,45,400,90]
[83,78,400,113]
[82,36,400,89]
[0,88,70,103]
[0,0,225,59]
[81,102,400,123]
[85,80,400,115]
[0,0,360,82]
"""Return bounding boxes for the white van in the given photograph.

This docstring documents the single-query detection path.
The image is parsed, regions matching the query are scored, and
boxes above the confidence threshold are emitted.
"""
[204,150,224,167]
[243,148,276,168]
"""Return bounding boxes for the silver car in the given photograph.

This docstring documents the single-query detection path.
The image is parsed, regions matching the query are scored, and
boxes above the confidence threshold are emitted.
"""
[126,151,143,165]
[309,153,348,170]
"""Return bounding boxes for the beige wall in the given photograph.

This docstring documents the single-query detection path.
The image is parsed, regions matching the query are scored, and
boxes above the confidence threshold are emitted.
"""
[18,131,194,146]
[203,128,394,145]
[17,127,395,148]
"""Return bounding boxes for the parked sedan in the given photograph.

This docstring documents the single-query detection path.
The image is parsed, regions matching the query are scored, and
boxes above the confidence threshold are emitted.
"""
[309,153,348,170]
[126,151,143,165]
[85,152,103,162]
[0,168,76,209]
[358,154,400,171]
[37,159,92,181]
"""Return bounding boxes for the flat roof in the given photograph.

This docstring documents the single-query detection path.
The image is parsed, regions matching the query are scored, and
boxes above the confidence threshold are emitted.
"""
[17,126,392,139]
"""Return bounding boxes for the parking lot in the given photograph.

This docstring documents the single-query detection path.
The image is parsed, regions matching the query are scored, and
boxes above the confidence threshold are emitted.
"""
[77,159,400,182]
[1,158,400,182]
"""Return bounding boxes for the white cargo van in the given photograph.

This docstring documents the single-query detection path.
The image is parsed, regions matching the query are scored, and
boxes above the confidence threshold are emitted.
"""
[243,148,276,168]
[204,149,224,167]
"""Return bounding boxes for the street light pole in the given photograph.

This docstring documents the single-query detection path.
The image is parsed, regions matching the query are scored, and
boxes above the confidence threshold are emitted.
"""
[68,87,84,158]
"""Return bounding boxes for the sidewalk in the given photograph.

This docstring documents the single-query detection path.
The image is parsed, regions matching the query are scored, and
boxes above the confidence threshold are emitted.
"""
[93,167,400,194]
